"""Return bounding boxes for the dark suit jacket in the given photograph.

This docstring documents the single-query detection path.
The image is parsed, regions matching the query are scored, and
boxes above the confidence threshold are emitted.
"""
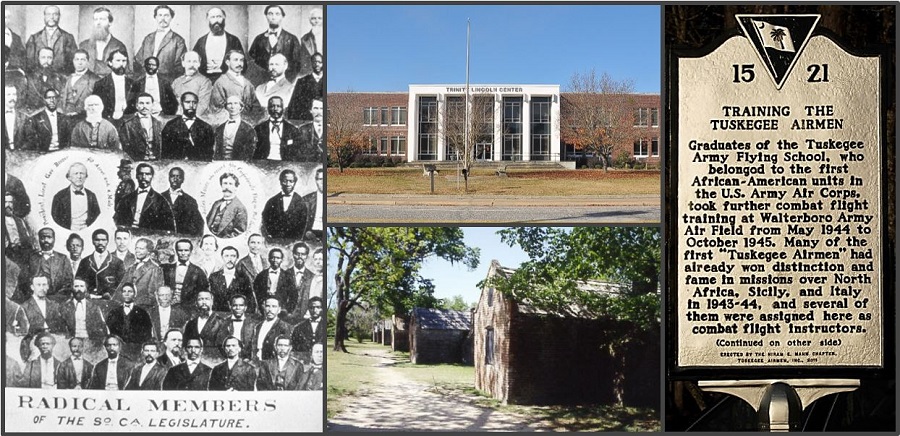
[24,70,66,111]
[26,251,74,300]
[124,362,167,390]
[106,304,153,344]
[113,260,164,306]
[3,109,29,150]
[183,312,229,356]
[88,356,133,390]
[61,70,101,115]
[237,254,269,285]
[253,269,296,317]
[206,197,248,239]
[257,356,304,390]
[261,191,308,240]
[291,317,326,354]
[6,174,31,218]
[247,30,303,81]
[250,318,293,362]
[134,30,187,79]
[23,110,72,151]
[57,357,94,389]
[20,357,62,388]
[209,270,255,313]
[219,315,259,359]
[299,32,319,77]
[286,73,323,121]
[21,297,65,334]
[50,186,101,230]
[148,305,190,340]
[130,76,179,116]
[76,253,125,299]
[162,361,211,390]
[209,358,257,391]
[214,119,257,160]
[118,114,163,161]
[300,364,323,390]
[160,190,204,236]
[78,35,130,77]
[25,27,78,74]
[164,262,209,309]
[294,121,324,162]
[7,31,26,70]
[302,191,320,238]
[92,74,136,120]
[252,119,302,160]
[160,116,215,160]
[114,188,175,232]
[192,32,243,78]
[60,298,108,339]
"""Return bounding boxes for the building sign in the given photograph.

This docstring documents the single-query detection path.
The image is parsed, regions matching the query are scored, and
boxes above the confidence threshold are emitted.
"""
[444,86,524,94]
[673,15,884,370]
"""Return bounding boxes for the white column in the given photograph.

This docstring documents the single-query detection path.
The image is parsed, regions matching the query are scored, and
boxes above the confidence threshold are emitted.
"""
[521,94,531,162]
[436,93,446,161]
[407,92,418,162]
[551,92,561,161]
[493,94,503,161]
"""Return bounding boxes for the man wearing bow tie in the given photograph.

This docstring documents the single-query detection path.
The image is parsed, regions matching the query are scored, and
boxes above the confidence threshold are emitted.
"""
[218,294,258,359]
[113,238,164,309]
[119,93,163,161]
[148,286,189,342]
[57,337,95,389]
[50,162,101,231]
[286,52,323,122]
[298,8,323,78]
[251,298,293,363]
[209,246,255,313]
[162,337,211,390]
[156,328,183,369]
[105,283,153,359]
[209,335,258,391]
[237,234,269,285]
[261,169,308,240]
[257,335,303,390]
[161,91,215,160]
[89,335,132,390]
[91,49,134,122]
[252,248,292,315]
[161,167,204,236]
[65,234,85,278]
[214,95,258,160]
[134,5,187,81]
[253,96,301,161]
[25,228,73,302]
[167,240,209,311]
[183,290,228,360]
[130,57,178,117]
[291,296,325,364]
[249,5,303,82]
[206,173,248,239]
[284,243,314,316]
[24,87,72,152]
[19,333,62,389]
[75,229,125,301]
[124,341,167,390]
[114,163,176,232]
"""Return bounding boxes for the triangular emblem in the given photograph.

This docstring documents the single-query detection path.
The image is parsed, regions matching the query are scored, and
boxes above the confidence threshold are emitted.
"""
[736,14,820,89]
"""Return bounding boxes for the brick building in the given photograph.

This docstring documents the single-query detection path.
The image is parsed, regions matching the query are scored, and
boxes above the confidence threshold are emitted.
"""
[328,85,660,165]
[473,260,659,406]
[408,307,473,365]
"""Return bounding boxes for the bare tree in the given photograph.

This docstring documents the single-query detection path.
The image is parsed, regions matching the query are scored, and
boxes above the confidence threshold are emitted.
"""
[327,91,388,172]
[562,70,638,170]
[441,95,495,192]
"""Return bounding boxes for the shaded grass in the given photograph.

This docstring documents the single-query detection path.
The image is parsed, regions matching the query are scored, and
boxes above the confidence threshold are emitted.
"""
[328,167,660,196]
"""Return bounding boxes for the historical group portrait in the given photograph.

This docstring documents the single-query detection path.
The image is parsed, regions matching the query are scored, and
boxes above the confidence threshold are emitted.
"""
[3,4,326,419]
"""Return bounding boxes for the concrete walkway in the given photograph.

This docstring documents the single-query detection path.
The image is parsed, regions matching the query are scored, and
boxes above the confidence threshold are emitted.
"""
[328,348,546,432]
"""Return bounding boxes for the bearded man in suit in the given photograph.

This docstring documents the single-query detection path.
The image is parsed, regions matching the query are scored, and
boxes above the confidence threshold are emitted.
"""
[124,342,167,390]
[78,7,130,77]
[57,337,94,389]
[160,92,215,160]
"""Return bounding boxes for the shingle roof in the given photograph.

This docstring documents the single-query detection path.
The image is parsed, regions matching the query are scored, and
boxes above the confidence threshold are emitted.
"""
[411,307,472,330]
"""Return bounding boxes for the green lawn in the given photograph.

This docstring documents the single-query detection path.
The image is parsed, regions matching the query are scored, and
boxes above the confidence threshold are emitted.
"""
[326,340,385,419]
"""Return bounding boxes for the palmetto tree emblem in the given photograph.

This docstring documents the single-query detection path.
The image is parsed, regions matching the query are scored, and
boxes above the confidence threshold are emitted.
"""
[770,28,787,50]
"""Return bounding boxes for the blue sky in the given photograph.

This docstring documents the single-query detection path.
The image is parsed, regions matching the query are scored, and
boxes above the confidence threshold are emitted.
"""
[327,227,530,308]
[327,5,661,93]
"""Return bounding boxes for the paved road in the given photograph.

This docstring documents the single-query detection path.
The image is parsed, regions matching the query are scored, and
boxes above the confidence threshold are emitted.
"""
[328,194,661,224]
[328,348,546,432]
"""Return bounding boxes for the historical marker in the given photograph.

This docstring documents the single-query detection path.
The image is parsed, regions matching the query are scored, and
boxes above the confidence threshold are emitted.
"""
[672,15,884,371]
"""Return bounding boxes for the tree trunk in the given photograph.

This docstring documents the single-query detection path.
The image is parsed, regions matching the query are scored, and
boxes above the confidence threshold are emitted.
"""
[333,299,350,352]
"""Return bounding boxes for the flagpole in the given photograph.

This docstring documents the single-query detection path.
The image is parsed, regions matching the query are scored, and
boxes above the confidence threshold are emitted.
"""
[464,18,470,185]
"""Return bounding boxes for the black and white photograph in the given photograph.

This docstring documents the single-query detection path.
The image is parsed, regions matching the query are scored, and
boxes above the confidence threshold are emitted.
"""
[3,3,325,432]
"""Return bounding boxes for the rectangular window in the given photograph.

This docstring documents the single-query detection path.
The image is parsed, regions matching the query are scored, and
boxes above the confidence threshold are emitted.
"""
[380,137,389,155]
[390,136,406,155]
[418,97,438,160]
[634,107,653,127]
[531,97,551,160]
[485,328,495,365]
[652,138,659,157]
[503,97,523,161]
[363,107,378,126]
[381,107,389,125]
[651,108,659,127]
[391,106,407,126]
[634,139,649,157]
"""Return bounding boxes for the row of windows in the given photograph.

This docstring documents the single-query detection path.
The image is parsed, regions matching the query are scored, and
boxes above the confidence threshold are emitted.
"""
[365,136,408,155]
[633,108,659,127]
[634,138,660,158]
[363,106,408,126]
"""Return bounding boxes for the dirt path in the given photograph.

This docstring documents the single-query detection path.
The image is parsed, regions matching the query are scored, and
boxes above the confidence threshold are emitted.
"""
[328,348,546,432]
